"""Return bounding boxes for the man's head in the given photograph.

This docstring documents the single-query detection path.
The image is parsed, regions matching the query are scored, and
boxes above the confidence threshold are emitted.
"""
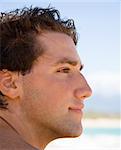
[0,6,92,149]
[0,6,77,109]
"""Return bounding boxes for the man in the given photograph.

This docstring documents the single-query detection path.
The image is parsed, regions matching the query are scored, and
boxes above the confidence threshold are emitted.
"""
[0,6,92,150]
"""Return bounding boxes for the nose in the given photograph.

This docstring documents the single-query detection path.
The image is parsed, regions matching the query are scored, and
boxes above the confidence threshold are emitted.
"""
[74,76,92,100]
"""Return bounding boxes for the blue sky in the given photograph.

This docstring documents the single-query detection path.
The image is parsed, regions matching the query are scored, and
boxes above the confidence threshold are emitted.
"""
[0,0,120,114]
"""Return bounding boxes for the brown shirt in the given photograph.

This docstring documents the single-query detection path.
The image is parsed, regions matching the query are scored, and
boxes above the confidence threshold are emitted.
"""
[0,117,38,150]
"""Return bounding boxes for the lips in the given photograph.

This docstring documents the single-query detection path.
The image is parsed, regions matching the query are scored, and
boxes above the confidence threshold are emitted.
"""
[68,103,84,113]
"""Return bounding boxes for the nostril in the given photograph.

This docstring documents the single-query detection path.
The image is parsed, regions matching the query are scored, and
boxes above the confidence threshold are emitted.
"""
[83,95,87,98]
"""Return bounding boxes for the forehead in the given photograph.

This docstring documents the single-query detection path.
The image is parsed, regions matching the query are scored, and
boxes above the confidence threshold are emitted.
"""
[36,32,81,65]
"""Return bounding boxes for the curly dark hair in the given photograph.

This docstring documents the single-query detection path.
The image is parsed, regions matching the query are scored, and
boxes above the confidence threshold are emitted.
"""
[0,6,78,109]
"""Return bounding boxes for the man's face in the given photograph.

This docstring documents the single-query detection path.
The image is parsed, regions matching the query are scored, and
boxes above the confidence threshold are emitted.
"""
[21,32,92,139]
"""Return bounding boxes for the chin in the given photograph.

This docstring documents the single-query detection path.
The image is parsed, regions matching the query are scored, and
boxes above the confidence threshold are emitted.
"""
[60,131,82,139]
[69,129,83,138]
[61,126,83,138]
[52,121,83,139]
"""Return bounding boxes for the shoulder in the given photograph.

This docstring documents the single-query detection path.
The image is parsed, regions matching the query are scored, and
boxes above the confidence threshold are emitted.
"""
[0,118,38,150]
[0,133,38,150]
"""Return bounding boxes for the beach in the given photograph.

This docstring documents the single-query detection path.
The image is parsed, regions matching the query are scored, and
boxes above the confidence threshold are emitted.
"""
[45,118,121,150]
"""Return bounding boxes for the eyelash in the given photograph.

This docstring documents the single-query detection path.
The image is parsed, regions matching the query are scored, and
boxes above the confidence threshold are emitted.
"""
[80,65,84,71]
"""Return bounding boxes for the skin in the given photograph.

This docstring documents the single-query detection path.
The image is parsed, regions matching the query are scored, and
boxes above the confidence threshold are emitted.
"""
[0,32,92,150]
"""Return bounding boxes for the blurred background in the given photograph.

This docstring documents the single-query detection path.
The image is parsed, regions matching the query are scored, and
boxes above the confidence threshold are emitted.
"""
[0,0,120,150]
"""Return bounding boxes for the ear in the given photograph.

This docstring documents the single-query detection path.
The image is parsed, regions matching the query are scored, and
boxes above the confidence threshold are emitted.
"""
[0,70,20,99]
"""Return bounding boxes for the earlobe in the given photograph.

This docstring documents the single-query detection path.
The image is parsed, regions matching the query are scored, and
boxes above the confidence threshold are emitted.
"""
[0,70,19,99]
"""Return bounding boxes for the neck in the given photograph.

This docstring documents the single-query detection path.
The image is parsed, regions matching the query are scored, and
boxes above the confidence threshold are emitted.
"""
[0,111,57,150]
[0,116,39,150]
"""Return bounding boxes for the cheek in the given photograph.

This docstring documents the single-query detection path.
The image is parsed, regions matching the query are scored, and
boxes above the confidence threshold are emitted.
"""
[22,74,72,111]
[21,75,75,126]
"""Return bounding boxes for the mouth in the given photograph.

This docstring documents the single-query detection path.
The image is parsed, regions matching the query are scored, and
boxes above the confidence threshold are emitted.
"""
[68,103,84,114]
[68,107,83,114]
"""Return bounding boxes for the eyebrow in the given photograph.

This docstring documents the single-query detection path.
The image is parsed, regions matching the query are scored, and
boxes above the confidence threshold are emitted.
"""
[53,57,83,69]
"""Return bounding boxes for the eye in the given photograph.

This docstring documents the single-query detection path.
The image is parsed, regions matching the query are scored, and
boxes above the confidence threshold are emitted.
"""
[57,67,71,73]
